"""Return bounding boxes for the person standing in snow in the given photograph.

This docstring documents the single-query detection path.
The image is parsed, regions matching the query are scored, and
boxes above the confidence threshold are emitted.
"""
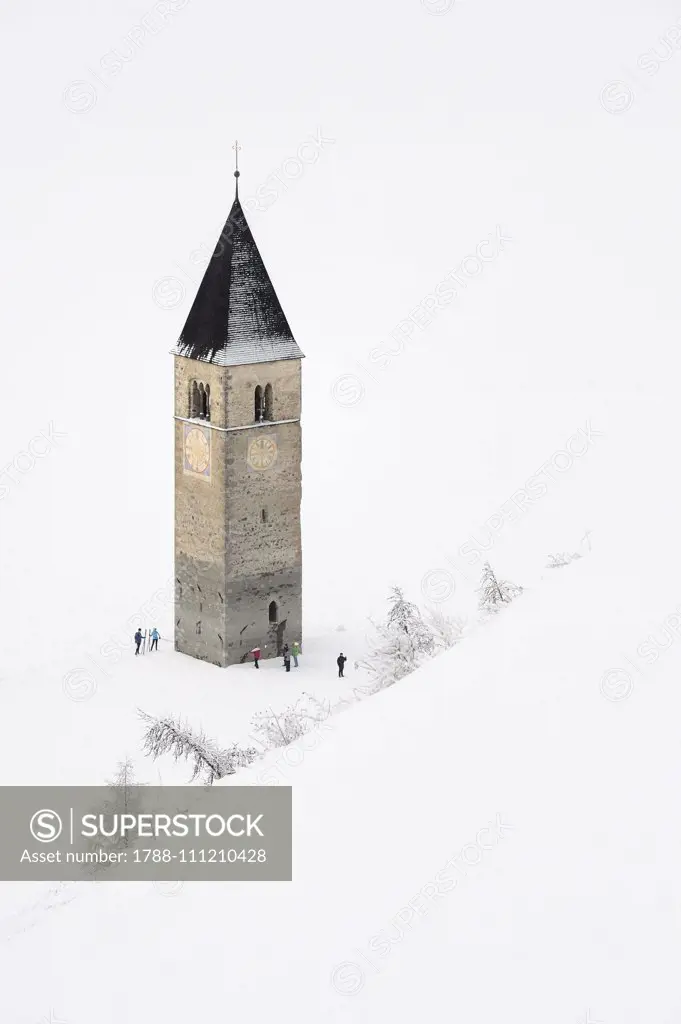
[283,649,291,672]
[292,640,301,668]
[251,647,261,669]
[150,628,160,652]
[134,629,143,656]
[337,652,347,678]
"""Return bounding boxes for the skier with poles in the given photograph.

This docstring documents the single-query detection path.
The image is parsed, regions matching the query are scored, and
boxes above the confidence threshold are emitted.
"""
[134,629,143,656]
[150,628,160,652]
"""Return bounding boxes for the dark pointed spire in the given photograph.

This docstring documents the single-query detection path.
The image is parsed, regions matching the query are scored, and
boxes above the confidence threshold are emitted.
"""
[174,182,304,367]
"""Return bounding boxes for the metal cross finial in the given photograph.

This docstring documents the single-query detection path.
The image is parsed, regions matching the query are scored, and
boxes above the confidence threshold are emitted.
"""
[232,140,241,197]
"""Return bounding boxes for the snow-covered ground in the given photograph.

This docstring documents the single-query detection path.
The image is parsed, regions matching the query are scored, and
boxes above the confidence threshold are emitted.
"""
[1,626,366,787]
[3,550,681,1023]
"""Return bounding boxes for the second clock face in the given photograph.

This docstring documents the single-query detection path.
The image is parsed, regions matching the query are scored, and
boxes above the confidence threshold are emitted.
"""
[184,425,210,476]
[248,436,278,471]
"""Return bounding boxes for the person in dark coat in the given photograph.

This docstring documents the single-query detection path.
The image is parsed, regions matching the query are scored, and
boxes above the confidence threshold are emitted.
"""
[337,653,347,677]
[283,650,291,672]
[251,647,261,669]
[134,629,143,656]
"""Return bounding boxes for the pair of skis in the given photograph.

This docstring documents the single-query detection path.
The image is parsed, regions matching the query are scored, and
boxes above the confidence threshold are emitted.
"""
[139,629,161,654]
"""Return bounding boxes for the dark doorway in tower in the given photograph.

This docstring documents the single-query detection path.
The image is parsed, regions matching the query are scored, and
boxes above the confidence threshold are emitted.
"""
[268,600,277,623]
[276,619,287,655]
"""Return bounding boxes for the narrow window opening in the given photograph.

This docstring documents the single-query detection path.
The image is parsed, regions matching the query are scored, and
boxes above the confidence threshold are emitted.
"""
[196,621,202,635]
[261,508,268,523]
[254,385,263,423]
[190,381,200,418]
[269,600,278,623]
[264,383,273,421]
[198,383,206,419]
[203,383,210,421]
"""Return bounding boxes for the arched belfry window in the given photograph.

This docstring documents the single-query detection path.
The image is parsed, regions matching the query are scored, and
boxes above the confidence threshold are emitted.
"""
[269,600,278,623]
[264,384,273,421]
[254,385,263,423]
[189,381,210,421]
[190,380,200,419]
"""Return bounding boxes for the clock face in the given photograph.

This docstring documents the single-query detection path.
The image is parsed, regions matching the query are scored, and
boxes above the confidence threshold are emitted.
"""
[248,436,278,471]
[184,425,210,476]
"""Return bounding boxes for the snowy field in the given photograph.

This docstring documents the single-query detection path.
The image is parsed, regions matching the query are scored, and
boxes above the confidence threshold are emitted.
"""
[3,550,681,1024]
[3,0,681,1019]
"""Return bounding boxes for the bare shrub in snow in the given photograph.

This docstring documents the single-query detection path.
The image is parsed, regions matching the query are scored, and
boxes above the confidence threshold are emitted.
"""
[546,551,582,569]
[477,562,523,613]
[251,693,332,750]
[387,586,435,656]
[424,605,466,650]
[139,710,259,785]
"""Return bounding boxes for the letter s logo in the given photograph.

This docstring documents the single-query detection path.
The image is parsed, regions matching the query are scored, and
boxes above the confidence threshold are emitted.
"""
[30,809,63,843]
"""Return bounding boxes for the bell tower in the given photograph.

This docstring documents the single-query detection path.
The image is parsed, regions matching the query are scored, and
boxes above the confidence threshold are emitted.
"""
[172,154,304,667]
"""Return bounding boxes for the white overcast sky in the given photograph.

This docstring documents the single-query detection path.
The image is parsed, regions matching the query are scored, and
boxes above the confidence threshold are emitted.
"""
[1,0,680,664]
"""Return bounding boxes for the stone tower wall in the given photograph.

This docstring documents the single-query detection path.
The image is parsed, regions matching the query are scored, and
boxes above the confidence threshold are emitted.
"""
[174,355,302,668]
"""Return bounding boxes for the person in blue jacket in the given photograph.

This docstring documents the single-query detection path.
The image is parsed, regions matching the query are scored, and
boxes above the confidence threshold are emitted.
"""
[150,628,160,652]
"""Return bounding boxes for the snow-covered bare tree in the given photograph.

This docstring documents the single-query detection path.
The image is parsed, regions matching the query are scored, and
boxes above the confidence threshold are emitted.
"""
[424,605,466,650]
[356,618,422,693]
[106,758,145,808]
[139,710,259,785]
[251,693,332,750]
[387,586,435,656]
[476,562,523,613]
[81,758,147,876]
